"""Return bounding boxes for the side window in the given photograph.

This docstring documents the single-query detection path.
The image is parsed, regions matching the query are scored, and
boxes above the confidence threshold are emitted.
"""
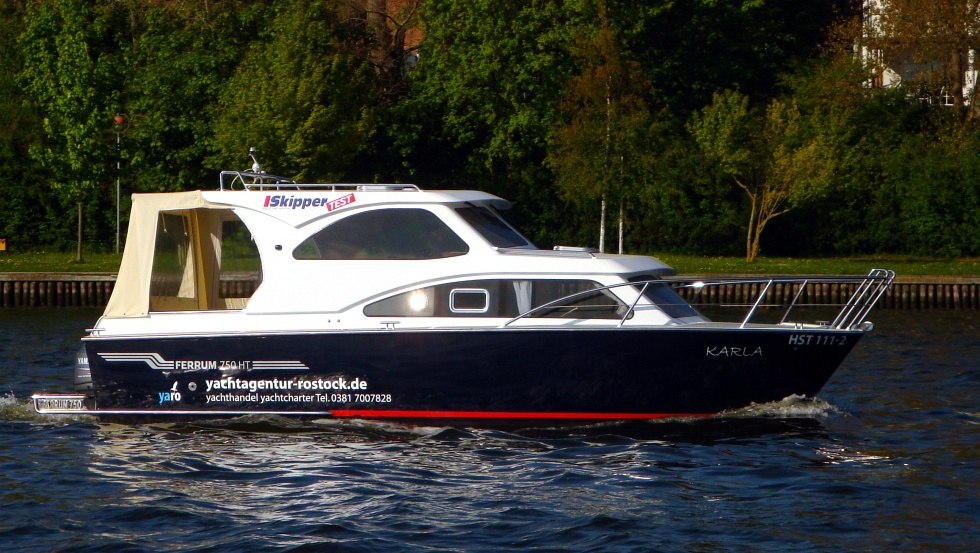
[364,279,625,319]
[294,208,469,260]
[450,288,490,314]
[528,281,625,319]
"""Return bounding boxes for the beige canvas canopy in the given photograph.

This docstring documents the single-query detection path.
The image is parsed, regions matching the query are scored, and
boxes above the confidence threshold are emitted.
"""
[104,191,233,317]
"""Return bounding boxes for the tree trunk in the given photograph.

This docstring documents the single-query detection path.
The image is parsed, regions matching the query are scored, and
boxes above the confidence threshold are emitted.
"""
[75,201,83,263]
[745,194,758,262]
[748,223,761,263]
[951,47,964,109]
[617,198,624,254]
[599,195,606,253]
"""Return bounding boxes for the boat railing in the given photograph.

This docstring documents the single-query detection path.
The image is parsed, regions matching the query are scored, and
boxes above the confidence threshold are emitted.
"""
[219,149,420,191]
[502,269,895,330]
[219,170,295,190]
[218,170,421,192]
[671,269,895,329]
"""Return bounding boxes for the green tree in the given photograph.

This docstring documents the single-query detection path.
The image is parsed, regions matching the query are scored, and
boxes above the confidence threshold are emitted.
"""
[19,0,121,261]
[0,1,41,245]
[546,6,655,253]
[209,0,378,181]
[689,90,830,261]
[390,0,589,245]
[118,1,267,192]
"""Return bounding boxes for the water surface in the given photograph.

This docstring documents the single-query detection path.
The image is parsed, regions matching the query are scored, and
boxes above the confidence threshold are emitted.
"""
[0,308,977,552]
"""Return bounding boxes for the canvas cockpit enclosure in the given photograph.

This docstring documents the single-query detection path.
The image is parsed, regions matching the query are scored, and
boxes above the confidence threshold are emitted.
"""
[104,191,259,317]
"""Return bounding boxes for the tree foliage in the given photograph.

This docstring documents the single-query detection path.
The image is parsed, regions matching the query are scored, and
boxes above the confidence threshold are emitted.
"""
[863,0,980,113]
[209,0,379,181]
[1,0,977,260]
[546,5,656,252]
[19,0,121,261]
[118,0,262,191]
[689,90,831,261]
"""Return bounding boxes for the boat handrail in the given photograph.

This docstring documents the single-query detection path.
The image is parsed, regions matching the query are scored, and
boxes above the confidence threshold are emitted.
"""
[218,150,420,192]
[670,269,894,329]
[218,170,421,192]
[501,269,894,329]
[219,170,296,190]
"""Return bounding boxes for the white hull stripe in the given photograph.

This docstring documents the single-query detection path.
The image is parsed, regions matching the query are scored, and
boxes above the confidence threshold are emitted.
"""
[99,352,173,370]
[252,361,309,370]
[97,353,309,371]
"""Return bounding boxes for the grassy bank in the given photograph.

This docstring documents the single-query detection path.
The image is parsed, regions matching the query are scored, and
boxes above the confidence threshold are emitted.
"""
[1,250,977,276]
[0,251,123,273]
[659,254,979,277]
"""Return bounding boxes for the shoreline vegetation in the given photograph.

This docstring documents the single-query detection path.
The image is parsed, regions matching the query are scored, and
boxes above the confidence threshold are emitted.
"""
[0,251,976,278]
[4,3,979,267]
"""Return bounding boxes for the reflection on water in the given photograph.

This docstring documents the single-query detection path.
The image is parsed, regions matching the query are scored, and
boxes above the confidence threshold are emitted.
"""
[0,308,977,552]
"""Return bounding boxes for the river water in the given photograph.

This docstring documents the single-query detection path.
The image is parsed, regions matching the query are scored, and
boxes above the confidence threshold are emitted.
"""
[0,308,977,552]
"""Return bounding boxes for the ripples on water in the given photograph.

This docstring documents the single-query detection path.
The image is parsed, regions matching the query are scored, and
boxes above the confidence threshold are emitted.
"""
[0,309,977,552]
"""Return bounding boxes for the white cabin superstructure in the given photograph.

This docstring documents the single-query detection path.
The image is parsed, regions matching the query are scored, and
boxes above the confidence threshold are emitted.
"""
[94,182,689,338]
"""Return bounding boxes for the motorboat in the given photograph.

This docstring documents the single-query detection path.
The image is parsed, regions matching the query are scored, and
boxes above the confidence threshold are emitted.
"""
[33,153,894,425]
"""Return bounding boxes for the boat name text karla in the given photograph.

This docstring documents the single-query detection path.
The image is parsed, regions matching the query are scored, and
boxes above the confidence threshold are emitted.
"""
[706,346,763,358]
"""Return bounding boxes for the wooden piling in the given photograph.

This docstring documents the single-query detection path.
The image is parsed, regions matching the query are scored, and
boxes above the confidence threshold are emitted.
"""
[0,273,977,309]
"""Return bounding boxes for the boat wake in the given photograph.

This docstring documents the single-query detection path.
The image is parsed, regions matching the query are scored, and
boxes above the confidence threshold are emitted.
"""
[720,395,842,419]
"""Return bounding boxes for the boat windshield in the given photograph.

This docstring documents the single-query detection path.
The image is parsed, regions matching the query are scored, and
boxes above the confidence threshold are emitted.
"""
[628,276,701,319]
[455,206,533,248]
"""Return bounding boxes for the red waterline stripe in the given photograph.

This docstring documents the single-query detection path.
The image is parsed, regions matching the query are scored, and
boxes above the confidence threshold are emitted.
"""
[330,409,713,420]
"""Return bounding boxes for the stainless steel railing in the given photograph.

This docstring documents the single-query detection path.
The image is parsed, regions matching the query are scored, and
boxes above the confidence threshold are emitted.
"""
[502,269,895,329]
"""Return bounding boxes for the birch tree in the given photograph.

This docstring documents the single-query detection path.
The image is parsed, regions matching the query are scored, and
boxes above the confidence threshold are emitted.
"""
[546,6,653,253]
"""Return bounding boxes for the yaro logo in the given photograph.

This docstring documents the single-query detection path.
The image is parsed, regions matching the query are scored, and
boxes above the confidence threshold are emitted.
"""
[158,381,181,405]
[263,193,356,211]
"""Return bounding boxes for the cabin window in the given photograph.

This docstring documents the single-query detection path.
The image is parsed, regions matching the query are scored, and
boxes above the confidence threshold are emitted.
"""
[455,206,531,248]
[528,281,625,319]
[450,288,490,313]
[364,279,625,319]
[628,276,701,319]
[293,208,469,260]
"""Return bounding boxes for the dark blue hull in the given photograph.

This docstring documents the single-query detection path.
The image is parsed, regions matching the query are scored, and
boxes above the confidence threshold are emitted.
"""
[81,326,862,424]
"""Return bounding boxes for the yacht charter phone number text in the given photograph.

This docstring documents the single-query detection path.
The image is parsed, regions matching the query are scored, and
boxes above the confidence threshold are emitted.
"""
[330,393,392,403]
